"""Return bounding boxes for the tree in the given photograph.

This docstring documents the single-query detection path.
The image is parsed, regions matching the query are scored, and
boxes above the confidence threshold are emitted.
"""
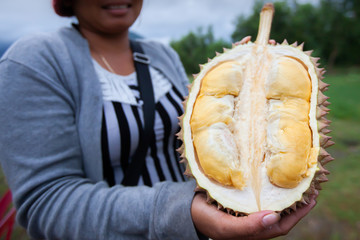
[170,26,231,75]
[231,0,360,68]
[171,0,359,72]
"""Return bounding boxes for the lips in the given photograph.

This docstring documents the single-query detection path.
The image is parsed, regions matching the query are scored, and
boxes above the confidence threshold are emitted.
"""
[102,4,131,10]
[101,2,132,16]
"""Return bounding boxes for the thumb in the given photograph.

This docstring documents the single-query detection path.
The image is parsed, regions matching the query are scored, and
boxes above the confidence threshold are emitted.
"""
[232,211,281,236]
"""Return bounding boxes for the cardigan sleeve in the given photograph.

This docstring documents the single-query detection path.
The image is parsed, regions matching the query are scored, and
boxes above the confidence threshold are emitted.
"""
[0,40,198,240]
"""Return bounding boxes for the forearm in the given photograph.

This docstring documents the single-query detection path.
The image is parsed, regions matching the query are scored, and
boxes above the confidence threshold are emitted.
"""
[15,178,197,239]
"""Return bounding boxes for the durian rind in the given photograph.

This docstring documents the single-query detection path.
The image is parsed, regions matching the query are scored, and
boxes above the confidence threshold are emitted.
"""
[178,40,332,215]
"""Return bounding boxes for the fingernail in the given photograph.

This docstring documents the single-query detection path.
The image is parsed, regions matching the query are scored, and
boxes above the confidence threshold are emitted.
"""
[262,213,280,227]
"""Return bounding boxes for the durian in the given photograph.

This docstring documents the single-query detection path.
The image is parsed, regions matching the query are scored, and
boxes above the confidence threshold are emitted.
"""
[178,3,333,214]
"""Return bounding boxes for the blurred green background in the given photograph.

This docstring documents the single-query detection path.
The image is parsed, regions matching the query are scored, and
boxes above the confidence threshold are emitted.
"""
[1,0,359,239]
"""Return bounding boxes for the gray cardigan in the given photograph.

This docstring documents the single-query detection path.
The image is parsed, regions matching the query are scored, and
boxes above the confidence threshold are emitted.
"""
[0,25,198,239]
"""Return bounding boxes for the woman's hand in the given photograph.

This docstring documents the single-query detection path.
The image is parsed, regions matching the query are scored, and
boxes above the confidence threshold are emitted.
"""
[236,36,276,45]
[191,191,318,240]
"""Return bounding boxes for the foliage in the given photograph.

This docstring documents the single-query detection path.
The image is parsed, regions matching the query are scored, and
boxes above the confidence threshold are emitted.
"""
[231,0,360,69]
[170,0,360,74]
[170,27,231,75]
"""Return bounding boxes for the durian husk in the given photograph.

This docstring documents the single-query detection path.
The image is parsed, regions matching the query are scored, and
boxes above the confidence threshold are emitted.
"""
[177,3,333,216]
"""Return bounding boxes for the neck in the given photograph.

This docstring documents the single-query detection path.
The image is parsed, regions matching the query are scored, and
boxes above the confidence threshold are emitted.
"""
[79,26,135,75]
[79,26,130,54]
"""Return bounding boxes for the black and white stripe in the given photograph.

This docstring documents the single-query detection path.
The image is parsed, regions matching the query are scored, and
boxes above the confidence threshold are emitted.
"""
[101,85,185,186]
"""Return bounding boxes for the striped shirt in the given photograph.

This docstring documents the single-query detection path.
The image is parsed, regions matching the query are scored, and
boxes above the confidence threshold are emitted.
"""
[93,60,186,186]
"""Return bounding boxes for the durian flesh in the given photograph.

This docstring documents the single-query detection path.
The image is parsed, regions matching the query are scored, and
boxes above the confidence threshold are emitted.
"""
[180,4,330,214]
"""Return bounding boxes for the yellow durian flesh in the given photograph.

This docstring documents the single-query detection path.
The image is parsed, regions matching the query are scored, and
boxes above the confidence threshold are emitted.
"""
[199,61,243,97]
[192,123,245,190]
[190,61,246,189]
[265,56,313,188]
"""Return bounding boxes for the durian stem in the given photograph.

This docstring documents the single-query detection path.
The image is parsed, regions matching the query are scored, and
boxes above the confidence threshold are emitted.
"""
[255,3,274,46]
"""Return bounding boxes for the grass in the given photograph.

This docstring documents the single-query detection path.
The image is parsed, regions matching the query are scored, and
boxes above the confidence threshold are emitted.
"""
[325,69,360,120]
[0,68,359,239]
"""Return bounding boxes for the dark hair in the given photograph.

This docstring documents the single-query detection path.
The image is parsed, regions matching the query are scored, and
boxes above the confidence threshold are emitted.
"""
[52,0,74,17]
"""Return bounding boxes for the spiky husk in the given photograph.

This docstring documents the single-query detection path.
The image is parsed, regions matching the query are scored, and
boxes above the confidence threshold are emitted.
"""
[176,39,333,216]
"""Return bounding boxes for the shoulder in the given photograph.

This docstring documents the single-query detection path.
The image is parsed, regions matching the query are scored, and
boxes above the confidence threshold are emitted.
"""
[136,39,180,62]
[1,26,83,67]
[0,26,90,94]
[0,26,88,86]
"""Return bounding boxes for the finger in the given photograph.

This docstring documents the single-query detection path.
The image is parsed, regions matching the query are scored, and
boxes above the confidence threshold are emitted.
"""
[192,193,282,240]
[236,36,252,45]
[261,196,318,239]
[227,211,280,237]
[269,39,276,45]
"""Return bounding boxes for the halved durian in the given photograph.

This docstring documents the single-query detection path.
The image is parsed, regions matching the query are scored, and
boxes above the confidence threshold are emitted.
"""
[178,3,333,214]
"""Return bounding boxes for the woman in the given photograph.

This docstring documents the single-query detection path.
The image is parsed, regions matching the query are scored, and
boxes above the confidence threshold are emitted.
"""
[0,0,317,239]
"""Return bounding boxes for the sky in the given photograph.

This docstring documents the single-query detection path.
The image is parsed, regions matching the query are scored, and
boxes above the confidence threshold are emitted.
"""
[0,0,319,45]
